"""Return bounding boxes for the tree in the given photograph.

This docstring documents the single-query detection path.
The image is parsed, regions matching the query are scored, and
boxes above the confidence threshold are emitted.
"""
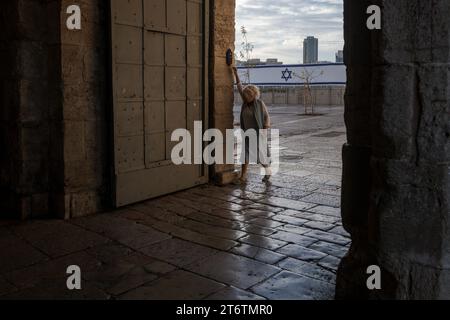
[293,68,324,115]
[239,26,254,84]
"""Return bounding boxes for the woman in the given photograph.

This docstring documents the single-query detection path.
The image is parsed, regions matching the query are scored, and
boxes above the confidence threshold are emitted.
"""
[232,66,272,184]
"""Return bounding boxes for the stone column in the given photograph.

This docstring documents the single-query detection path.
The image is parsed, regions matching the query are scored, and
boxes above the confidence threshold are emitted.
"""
[209,0,239,185]
[0,0,61,219]
[58,0,109,219]
[369,0,450,299]
[336,0,379,299]
[338,0,450,299]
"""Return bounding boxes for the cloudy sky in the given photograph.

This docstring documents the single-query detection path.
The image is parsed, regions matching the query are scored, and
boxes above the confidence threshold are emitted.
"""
[235,0,344,64]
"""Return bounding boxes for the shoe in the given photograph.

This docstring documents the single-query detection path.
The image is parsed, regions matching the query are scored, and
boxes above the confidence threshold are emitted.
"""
[262,175,271,183]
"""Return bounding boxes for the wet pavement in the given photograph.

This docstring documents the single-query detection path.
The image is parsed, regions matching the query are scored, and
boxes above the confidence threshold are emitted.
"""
[0,105,349,300]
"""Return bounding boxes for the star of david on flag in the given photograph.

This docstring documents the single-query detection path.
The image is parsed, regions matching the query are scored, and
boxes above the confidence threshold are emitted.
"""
[281,68,293,82]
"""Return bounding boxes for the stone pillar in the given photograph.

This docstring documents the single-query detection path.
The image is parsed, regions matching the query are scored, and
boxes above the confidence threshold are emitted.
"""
[0,0,61,219]
[209,0,239,185]
[336,0,379,299]
[338,0,450,299]
[369,0,450,299]
[0,1,21,218]
[58,0,109,219]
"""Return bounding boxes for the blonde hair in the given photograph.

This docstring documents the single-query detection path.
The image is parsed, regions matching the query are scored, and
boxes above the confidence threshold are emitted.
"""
[243,85,260,100]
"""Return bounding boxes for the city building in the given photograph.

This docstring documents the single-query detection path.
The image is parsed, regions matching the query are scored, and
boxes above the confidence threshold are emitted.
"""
[239,58,283,66]
[336,50,344,63]
[265,58,283,65]
[303,36,319,64]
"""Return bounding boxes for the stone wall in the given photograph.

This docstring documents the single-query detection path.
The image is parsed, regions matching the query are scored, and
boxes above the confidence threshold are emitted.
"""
[0,0,237,218]
[209,0,239,184]
[338,0,450,299]
[0,1,20,218]
[0,1,110,219]
[59,0,110,219]
[0,0,62,219]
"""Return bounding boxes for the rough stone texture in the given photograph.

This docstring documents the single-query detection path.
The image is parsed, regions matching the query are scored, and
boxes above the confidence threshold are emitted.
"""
[59,0,110,219]
[210,0,239,184]
[0,0,62,219]
[337,0,450,299]
[0,1,109,219]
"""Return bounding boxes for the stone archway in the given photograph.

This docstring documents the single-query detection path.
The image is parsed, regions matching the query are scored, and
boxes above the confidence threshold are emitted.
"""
[0,0,448,300]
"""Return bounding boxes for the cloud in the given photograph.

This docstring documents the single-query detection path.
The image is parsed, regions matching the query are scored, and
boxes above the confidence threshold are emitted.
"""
[235,0,344,63]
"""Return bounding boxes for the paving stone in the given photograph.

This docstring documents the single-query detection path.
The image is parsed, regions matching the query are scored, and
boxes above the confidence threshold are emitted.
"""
[188,212,242,229]
[269,231,317,247]
[276,224,311,235]
[241,224,277,237]
[0,229,49,274]
[247,218,284,229]
[11,220,110,258]
[280,209,304,217]
[179,219,247,241]
[307,205,341,217]
[231,243,286,265]
[0,276,17,297]
[120,270,225,300]
[150,221,238,251]
[259,197,317,211]
[200,208,248,222]
[328,226,351,238]
[313,186,341,196]
[1,280,110,300]
[86,243,152,266]
[150,199,198,217]
[72,215,171,250]
[242,209,276,219]
[185,252,281,290]
[214,202,246,212]
[277,258,336,284]
[284,210,340,224]
[143,261,177,275]
[139,238,218,268]
[206,286,266,300]
[271,214,308,226]
[304,230,351,246]
[318,255,342,272]
[3,251,101,290]
[84,263,159,296]
[309,241,349,259]
[132,204,188,224]
[244,203,284,213]
[251,271,334,300]
[267,188,312,200]
[303,220,335,231]
[300,193,341,208]
[239,234,288,251]
[277,244,327,262]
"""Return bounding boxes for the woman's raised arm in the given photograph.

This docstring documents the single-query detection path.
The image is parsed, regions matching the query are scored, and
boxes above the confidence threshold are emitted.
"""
[232,67,244,99]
